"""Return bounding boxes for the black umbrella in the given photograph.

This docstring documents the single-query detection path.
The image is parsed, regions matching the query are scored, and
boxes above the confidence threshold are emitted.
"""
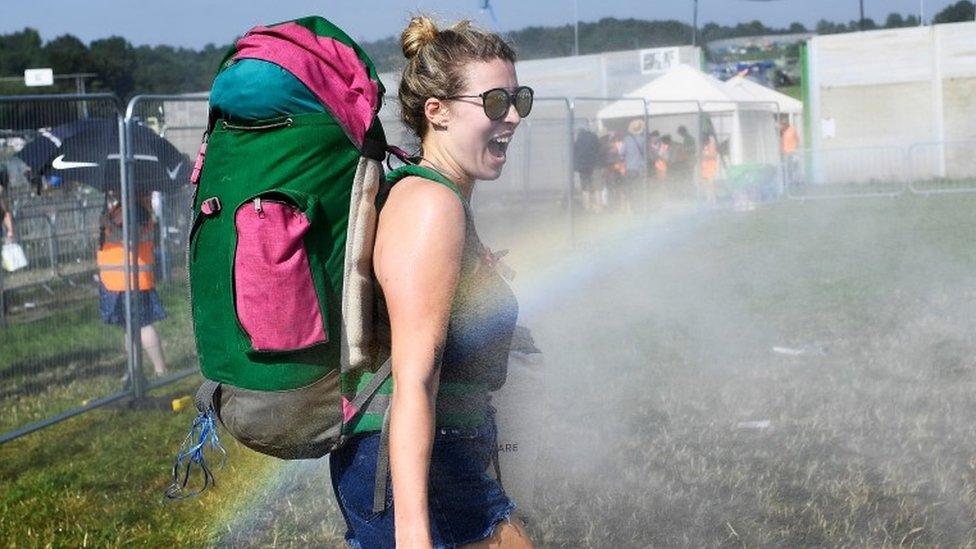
[16,118,190,195]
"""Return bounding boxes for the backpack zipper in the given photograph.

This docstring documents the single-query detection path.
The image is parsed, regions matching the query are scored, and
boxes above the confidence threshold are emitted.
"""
[221,118,293,131]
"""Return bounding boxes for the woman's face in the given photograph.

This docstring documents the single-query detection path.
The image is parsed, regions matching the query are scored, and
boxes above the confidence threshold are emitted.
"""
[440,58,522,182]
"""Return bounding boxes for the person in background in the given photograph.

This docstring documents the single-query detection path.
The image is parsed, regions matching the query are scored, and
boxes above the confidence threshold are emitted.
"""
[646,130,662,167]
[603,132,626,211]
[677,125,696,160]
[621,118,647,214]
[573,122,602,212]
[655,134,671,183]
[700,133,720,206]
[780,115,800,185]
[645,131,664,204]
[0,165,15,244]
[97,192,168,378]
[672,125,697,188]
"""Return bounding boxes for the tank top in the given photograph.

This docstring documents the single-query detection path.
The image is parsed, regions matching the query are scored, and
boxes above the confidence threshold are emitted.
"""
[346,165,519,434]
[376,164,519,391]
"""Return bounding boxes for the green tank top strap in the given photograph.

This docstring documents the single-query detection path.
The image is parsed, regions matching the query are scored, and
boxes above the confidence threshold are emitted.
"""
[385,164,466,204]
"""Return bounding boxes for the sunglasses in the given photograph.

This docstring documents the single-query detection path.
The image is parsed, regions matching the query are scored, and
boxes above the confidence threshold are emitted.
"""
[444,86,534,121]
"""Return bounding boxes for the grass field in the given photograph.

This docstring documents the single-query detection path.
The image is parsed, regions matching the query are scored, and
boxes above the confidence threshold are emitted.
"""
[2,192,976,546]
[0,282,197,434]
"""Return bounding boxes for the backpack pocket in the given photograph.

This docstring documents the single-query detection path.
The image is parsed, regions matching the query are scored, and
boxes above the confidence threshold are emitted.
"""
[233,191,328,352]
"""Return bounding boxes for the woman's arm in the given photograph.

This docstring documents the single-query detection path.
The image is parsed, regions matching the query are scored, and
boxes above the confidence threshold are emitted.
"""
[3,211,13,243]
[1,192,12,243]
[373,176,466,548]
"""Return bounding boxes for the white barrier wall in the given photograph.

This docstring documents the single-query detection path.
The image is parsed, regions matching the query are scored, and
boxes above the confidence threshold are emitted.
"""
[378,46,701,104]
[806,22,976,183]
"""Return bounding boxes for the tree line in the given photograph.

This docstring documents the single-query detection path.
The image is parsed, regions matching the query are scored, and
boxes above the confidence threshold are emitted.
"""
[1,1,972,99]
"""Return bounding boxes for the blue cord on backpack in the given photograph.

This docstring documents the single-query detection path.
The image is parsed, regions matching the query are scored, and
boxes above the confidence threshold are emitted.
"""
[165,407,227,499]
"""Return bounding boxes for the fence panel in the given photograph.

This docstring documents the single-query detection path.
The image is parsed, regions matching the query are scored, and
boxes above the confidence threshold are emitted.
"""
[378,95,575,248]
[124,95,208,394]
[643,100,706,206]
[571,97,708,237]
[567,96,647,244]
[909,140,976,195]
[0,94,132,444]
[474,98,573,245]
[786,146,908,200]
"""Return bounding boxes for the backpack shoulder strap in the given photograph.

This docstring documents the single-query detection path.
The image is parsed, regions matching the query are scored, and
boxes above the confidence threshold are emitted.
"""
[386,164,465,204]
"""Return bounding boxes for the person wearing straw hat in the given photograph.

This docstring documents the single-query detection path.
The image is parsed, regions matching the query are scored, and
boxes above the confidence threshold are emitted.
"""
[621,117,647,214]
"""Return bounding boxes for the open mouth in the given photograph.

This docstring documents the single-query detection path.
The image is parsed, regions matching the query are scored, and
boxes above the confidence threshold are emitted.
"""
[487,135,511,159]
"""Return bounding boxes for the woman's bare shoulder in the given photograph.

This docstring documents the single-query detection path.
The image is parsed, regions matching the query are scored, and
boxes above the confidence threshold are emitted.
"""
[374,174,466,291]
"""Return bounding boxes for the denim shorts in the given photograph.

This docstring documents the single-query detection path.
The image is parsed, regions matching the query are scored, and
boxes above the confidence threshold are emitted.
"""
[98,284,167,328]
[329,413,516,549]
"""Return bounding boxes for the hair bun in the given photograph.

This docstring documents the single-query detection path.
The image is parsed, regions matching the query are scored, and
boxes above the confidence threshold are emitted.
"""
[401,16,439,60]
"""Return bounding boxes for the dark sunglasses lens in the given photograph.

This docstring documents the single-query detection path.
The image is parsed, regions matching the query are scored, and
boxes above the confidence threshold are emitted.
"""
[483,89,510,120]
[514,87,533,117]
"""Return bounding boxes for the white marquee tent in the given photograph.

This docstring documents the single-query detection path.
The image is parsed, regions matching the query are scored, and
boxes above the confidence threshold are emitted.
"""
[723,74,803,116]
[597,65,786,165]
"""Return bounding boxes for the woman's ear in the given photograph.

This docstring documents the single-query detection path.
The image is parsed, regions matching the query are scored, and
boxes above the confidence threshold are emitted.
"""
[424,97,450,130]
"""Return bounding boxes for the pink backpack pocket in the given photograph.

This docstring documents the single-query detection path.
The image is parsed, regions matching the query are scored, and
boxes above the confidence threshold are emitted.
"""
[233,196,327,352]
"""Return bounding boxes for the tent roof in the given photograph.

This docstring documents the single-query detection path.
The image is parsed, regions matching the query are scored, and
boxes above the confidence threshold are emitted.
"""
[597,64,743,119]
[723,75,804,114]
[597,64,802,120]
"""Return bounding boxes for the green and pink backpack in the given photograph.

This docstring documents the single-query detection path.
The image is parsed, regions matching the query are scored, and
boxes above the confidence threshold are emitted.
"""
[167,16,420,500]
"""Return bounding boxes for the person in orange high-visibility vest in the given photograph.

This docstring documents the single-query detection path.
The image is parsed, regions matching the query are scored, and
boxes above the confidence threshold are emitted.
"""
[700,133,720,205]
[655,135,671,182]
[97,193,167,377]
[780,116,801,185]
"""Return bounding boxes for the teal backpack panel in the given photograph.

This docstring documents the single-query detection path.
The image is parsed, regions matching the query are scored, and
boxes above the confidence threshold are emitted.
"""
[210,59,325,121]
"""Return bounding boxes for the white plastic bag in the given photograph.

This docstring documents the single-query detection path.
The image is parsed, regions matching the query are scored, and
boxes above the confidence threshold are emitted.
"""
[492,328,545,510]
[2,242,27,272]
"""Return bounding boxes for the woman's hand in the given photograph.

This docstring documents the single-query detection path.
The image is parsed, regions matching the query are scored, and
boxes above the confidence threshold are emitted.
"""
[374,176,465,548]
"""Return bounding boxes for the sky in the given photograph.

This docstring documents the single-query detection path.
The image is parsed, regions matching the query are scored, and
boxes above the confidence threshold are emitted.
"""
[0,0,962,49]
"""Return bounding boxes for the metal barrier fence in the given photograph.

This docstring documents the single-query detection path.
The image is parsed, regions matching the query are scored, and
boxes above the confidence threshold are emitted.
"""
[785,145,908,200]
[476,98,574,243]
[0,93,207,445]
[572,97,709,208]
[121,95,209,397]
[0,94,133,444]
[908,140,976,195]
[784,141,976,200]
[376,96,577,245]
[1,90,973,445]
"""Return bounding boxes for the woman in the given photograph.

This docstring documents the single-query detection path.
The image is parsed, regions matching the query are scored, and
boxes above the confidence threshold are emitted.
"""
[700,133,720,205]
[0,166,15,245]
[329,15,534,549]
[97,192,168,377]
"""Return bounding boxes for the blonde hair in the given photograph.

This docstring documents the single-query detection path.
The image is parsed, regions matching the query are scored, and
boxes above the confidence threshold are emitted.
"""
[398,15,516,139]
